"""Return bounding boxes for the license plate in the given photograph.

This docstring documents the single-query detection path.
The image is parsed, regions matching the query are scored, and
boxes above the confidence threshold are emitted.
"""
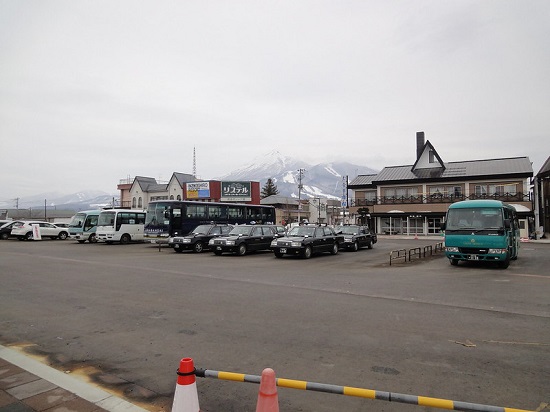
[468,255,479,260]
[280,248,287,253]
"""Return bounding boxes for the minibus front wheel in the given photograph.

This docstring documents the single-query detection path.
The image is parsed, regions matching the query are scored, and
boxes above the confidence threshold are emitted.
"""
[498,256,510,269]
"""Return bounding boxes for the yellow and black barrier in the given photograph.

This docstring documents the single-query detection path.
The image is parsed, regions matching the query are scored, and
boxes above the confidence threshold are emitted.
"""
[194,367,534,412]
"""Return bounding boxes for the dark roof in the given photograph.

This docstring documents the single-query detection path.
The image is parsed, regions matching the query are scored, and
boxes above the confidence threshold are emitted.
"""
[172,172,197,186]
[374,156,532,184]
[348,174,377,187]
[537,156,550,176]
[134,176,158,190]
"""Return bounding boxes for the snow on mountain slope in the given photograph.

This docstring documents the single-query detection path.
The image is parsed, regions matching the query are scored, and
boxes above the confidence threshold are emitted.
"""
[219,151,378,199]
[5,152,378,210]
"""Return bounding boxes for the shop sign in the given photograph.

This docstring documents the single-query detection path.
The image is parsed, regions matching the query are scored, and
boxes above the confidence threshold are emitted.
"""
[187,182,210,199]
[221,181,251,201]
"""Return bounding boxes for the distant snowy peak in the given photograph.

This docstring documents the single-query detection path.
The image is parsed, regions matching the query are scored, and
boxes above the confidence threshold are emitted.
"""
[220,151,378,199]
[9,191,117,210]
[219,150,308,180]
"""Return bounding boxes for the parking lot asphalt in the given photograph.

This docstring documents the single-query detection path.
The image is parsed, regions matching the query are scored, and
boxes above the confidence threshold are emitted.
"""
[1,235,549,411]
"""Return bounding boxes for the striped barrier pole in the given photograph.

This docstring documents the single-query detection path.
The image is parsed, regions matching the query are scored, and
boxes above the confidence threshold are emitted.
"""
[194,368,534,412]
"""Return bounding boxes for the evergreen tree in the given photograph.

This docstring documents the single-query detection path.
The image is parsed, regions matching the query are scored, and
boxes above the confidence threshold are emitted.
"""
[261,178,279,198]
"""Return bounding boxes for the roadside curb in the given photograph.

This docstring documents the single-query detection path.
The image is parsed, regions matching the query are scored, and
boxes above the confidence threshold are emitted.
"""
[0,344,148,412]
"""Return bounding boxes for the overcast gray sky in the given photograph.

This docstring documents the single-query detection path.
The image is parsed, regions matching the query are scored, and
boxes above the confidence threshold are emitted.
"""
[1,0,549,200]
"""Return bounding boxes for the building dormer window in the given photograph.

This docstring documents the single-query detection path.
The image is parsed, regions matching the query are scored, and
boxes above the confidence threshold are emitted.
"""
[429,150,436,163]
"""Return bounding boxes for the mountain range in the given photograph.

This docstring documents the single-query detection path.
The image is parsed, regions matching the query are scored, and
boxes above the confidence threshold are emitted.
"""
[219,150,378,199]
[1,151,378,210]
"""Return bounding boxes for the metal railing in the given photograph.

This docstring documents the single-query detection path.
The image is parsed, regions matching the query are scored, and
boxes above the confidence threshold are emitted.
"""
[390,242,444,265]
[193,367,535,412]
[351,192,532,207]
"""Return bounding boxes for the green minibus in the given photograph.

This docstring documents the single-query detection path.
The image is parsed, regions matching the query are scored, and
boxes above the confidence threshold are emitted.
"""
[68,210,101,243]
[442,200,520,269]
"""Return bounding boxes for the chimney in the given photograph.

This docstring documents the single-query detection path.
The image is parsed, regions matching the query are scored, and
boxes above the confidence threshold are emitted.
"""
[416,131,425,159]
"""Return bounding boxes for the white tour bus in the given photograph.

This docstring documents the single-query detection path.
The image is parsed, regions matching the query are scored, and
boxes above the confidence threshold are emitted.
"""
[96,209,146,244]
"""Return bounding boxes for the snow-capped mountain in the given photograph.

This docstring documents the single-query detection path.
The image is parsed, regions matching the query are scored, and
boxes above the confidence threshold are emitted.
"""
[219,150,378,199]
[0,191,118,211]
[3,151,377,210]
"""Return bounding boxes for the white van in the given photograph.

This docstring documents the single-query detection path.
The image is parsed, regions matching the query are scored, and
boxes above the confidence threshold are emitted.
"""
[96,209,146,244]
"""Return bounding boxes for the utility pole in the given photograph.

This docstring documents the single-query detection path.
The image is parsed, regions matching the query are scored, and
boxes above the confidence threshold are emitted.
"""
[315,198,321,223]
[341,175,348,224]
[297,168,305,223]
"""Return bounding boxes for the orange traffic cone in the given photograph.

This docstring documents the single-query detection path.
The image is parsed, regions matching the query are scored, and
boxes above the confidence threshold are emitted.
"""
[256,368,279,412]
[172,357,200,412]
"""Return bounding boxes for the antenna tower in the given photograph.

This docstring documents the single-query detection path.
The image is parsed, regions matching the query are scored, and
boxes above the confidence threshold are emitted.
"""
[193,146,196,177]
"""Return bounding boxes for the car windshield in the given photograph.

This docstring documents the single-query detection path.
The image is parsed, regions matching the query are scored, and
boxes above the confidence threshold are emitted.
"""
[446,208,504,230]
[288,226,315,237]
[98,212,116,227]
[69,213,86,228]
[192,225,212,235]
[229,226,253,236]
[339,226,360,235]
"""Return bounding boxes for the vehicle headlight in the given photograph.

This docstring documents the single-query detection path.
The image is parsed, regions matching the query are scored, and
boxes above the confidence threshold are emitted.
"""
[488,249,507,254]
[270,239,278,246]
[208,239,215,245]
[182,238,191,243]
[226,240,235,246]
[445,247,459,252]
[291,241,302,247]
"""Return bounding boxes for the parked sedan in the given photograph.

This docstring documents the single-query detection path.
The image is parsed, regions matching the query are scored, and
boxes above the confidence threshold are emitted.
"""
[335,225,377,251]
[0,221,23,240]
[11,221,69,240]
[169,224,233,253]
[270,225,344,259]
[209,225,277,256]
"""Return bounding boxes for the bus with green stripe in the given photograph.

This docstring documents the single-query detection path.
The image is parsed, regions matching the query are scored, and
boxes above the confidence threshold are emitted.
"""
[441,200,520,269]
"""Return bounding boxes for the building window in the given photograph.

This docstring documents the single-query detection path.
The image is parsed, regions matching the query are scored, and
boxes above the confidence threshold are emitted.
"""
[170,195,174,200]
[408,217,422,234]
[429,150,436,163]
[489,184,517,195]
[132,197,136,208]
[381,217,403,234]
[428,186,462,199]
[365,191,376,201]
[138,197,142,208]
[429,186,444,198]
[475,185,488,196]
[475,184,517,197]
[177,195,181,200]
[428,218,442,234]
[384,187,418,199]
[451,186,462,197]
